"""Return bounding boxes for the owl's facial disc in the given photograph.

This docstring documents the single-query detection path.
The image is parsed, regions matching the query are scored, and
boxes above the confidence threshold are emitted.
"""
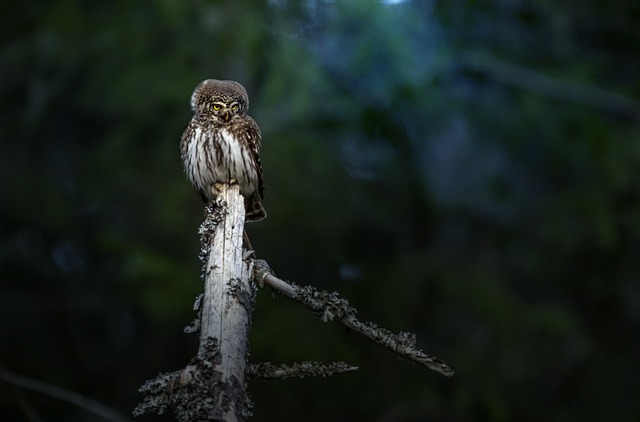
[209,101,241,122]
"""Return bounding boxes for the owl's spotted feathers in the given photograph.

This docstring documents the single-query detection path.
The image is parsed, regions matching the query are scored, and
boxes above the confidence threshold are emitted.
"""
[180,79,266,222]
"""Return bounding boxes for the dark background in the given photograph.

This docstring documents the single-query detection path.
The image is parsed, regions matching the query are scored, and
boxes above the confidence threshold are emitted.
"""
[2,1,639,420]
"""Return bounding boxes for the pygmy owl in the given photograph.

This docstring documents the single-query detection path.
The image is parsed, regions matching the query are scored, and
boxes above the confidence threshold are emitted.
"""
[180,79,266,222]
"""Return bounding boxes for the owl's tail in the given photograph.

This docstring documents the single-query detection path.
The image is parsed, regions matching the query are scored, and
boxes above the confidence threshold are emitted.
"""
[245,194,267,222]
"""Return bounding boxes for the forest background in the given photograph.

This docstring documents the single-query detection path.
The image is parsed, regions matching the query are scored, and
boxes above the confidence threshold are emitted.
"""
[1,1,639,420]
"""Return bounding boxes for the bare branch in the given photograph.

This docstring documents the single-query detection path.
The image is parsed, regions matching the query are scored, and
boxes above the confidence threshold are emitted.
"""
[459,52,640,120]
[248,361,358,380]
[252,260,455,377]
[0,365,132,422]
[11,388,43,422]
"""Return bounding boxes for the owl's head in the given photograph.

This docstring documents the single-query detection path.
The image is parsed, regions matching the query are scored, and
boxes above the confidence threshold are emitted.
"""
[190,79,249,122]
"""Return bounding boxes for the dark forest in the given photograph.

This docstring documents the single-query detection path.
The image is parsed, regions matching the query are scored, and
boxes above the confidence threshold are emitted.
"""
[1,1,639,420]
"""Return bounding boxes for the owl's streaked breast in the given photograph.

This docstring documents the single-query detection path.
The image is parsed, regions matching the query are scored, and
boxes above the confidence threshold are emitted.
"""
[183,122,258,200]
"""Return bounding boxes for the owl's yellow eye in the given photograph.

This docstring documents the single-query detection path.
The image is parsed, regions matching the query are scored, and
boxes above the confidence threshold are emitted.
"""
[231,104,238,112]
[213,104,221,111]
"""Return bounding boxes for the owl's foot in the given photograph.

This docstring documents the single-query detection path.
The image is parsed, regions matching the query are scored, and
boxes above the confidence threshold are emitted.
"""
[213,195,225,210]
[212,180,238,195]
[213,182,225,195]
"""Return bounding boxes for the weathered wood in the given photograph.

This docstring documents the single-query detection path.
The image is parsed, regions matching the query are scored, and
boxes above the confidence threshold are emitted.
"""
[133,185,256,422]
[252,260,454,378]
[134,186,453,421]
[198,184,254,422]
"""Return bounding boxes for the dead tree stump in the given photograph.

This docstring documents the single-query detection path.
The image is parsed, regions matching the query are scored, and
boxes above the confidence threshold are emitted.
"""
[197,183,254,421]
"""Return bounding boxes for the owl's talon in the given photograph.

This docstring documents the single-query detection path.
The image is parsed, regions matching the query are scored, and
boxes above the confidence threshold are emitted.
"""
[214,195,225,208]
[213,183,225,195]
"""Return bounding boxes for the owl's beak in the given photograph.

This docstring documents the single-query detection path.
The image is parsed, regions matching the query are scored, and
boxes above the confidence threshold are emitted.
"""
[223,111,231,122]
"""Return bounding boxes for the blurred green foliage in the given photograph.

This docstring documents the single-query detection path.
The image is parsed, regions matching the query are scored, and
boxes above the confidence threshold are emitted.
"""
[1,1,639,420]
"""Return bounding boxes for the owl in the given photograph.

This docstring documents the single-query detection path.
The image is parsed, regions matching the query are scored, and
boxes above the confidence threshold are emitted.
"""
[180,79,266,222]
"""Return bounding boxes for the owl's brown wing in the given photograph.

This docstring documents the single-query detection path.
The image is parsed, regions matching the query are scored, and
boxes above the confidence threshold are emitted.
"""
[243,115,265,200]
